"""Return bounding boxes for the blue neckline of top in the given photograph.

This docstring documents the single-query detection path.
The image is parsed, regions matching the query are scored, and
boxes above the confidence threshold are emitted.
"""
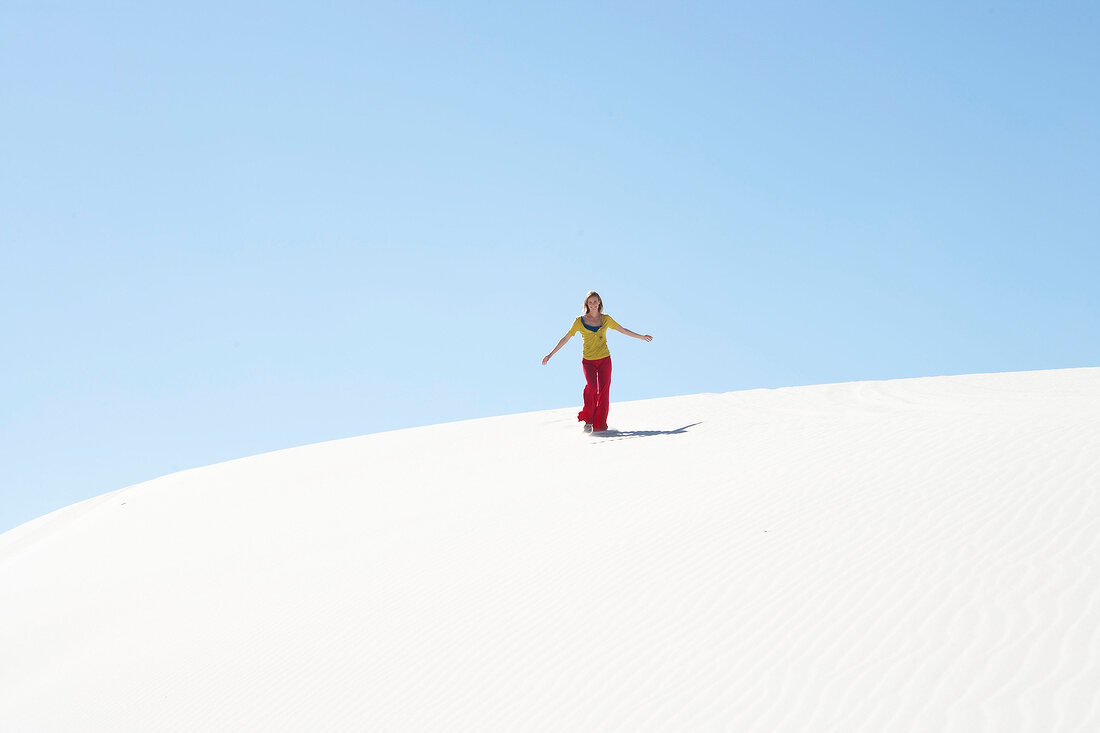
[582,318,602,333]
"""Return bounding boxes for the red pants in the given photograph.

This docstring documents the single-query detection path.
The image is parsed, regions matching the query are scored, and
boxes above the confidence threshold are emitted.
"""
[578,356,612,431]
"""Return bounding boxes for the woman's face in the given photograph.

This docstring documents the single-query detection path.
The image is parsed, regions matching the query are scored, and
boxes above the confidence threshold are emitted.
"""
[587,296,601,314]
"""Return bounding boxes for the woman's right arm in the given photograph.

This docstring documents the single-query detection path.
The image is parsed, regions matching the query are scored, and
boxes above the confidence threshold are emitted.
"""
[542,333,572,365]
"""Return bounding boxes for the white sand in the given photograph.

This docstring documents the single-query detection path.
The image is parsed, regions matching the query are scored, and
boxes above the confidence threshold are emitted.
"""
[3,368,1099,731]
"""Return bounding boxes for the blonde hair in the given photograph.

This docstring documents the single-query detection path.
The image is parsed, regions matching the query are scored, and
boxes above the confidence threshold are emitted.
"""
[583,290,604,315]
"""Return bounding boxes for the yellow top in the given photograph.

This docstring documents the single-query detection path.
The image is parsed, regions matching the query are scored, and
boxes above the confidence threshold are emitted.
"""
[569,314,620,360]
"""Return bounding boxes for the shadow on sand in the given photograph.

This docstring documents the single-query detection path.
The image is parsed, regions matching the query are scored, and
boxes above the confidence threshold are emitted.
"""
[591,422,702,440]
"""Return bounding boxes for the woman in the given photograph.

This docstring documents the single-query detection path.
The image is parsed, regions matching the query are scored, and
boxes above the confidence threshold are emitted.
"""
[542,291,653,433]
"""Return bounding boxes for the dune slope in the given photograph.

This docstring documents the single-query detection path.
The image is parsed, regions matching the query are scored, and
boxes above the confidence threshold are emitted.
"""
[3,368,1099,731]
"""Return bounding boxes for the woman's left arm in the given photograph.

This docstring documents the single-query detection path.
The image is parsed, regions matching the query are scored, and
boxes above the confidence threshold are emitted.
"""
[613,324,653,342]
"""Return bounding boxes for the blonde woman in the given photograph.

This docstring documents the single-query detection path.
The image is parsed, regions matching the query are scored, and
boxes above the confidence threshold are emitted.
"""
[542,291,653,433]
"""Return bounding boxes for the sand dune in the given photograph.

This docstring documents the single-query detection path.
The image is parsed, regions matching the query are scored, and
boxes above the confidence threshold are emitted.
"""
[3,368,1099,731]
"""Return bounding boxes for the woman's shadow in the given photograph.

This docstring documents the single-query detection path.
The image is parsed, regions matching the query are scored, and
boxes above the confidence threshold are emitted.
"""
[592,422,702,440]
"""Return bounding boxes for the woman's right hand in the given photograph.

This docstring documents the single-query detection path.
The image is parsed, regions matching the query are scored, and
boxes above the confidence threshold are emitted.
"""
[542,354,551,365]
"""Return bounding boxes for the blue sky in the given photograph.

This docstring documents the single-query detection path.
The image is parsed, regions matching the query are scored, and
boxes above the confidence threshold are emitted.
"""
[3,1,1098,533]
